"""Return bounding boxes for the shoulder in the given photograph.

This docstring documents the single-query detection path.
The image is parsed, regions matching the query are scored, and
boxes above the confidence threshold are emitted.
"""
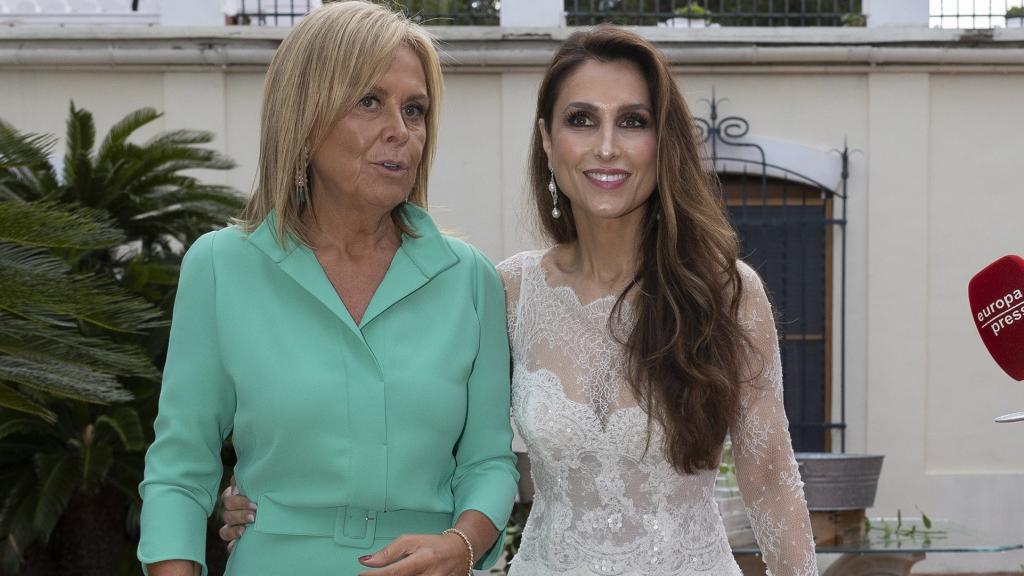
[496,249,546,282]
[184,225,248,262]
[735,259,767,296]
[440,235,503,291]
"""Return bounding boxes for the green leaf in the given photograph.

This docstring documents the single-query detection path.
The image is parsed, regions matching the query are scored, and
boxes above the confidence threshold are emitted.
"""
[0,119,57,171]
[0,415,54,441]
[0,356,133,404]
[96,406,145,451]
[31,452,78,538]
[80,442,113,493]
[0,242,165,333]
[0,312,159,380]
[897,508,902,529]
[97,108,162,167]
[922,511,932,529]
[63,103,96,197]
[0,382,56,423]
[0,201,124,251]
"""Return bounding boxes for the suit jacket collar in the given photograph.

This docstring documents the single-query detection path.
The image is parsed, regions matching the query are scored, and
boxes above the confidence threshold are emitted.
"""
[244,203,459,334]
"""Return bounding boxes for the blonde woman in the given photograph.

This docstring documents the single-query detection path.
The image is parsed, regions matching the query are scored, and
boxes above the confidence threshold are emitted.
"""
[137,3,518,575]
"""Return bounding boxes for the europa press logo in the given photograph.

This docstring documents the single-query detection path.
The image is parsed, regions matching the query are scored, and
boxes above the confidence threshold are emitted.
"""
[976,288,1024,336]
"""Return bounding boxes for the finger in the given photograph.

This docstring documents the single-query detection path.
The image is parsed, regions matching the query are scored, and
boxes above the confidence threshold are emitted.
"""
[358,535,419,568]
[223,509,256,526]
[358,550,428,576]
[226,539,236,554]
[218,523,245,543]
[223,494,257,512]
[229,474,237,489]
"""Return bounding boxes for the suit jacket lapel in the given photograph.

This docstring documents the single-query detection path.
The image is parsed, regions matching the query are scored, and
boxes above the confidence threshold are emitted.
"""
[359,203,458,328]
[244,204,457,335]
[245,213,364,341]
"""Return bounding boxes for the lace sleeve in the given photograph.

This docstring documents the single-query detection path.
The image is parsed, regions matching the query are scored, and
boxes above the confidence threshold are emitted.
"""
[731,262,818,576]
[496,253,525,338]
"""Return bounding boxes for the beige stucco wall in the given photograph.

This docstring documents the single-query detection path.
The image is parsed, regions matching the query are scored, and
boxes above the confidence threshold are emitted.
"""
[2,26,1023,572]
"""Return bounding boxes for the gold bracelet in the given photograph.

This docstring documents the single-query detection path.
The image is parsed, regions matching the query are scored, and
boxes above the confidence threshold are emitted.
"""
[441,527,474,575]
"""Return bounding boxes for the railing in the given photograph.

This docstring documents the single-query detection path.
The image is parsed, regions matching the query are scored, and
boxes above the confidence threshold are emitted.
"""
[227,0,868,27]
[929,0,1024,28]
[227,0,499,26]
[565,0,865,27]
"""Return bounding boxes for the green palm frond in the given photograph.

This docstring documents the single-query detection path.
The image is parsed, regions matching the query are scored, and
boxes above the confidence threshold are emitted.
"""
[63,103,97,201]
[0,242,165,332]
[31,452,78,538]
[0,474,37,572]
[0,119,57,171]
[97,107,162,167]
[0,382,56,423]
[0,201,124,250]
[95,406,145,451]
[0,356,133,404]
[0,415,54,442]
[0,313,159,380]
[80,442,114,493]
[144,128,216,149]
[106,456,143,507]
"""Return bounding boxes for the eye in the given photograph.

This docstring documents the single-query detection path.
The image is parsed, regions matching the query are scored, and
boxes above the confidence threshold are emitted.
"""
[358,95,380,110]
[403,103,426,119]
[620,113,649,129]
[566,111,594,128]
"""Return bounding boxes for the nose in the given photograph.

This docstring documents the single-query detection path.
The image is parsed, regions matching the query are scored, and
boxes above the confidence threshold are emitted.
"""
[595,123,619,161]
[382,103,411,146]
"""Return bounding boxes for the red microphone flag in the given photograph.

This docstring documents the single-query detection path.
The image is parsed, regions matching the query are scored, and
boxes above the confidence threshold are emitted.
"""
[968,255,1024,381]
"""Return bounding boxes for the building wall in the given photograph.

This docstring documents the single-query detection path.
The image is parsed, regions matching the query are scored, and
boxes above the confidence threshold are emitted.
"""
[2,27,1023,572]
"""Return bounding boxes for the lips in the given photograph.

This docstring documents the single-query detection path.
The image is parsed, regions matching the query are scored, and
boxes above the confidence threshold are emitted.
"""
[583,169,631,188]
[374,160,409,173]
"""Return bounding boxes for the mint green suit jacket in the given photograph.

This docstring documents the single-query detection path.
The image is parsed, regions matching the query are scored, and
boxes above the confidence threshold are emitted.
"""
[138,204,518,575]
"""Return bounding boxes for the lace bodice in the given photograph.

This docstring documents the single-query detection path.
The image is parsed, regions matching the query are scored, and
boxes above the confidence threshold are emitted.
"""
[497,250,817,576]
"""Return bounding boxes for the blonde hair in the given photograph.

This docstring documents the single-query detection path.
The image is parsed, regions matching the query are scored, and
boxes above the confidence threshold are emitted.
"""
[238,0,443,246]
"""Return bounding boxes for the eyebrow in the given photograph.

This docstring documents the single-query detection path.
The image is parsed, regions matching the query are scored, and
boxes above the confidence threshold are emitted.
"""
[368,85,430,105]
[564,101,652,114]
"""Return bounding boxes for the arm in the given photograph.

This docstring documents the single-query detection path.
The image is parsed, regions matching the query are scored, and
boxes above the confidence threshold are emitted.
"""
[448,248,519,569]
[731,264,817,576]
[138,232,236,576]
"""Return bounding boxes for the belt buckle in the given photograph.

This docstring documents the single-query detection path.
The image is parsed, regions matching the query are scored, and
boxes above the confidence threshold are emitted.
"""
[334,506,377,549]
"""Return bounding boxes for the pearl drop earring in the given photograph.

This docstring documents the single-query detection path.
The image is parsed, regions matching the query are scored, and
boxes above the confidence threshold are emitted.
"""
[548,169,561,219]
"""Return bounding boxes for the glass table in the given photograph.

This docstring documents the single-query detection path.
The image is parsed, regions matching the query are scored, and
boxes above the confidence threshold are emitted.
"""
[731,518,1023,576]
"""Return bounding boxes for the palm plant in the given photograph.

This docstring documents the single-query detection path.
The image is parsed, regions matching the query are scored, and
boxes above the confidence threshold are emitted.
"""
[0,106,242,575]
[0,200,164,574]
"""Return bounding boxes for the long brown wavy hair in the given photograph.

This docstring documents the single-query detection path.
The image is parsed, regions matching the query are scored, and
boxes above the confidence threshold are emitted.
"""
[529,26,755,474]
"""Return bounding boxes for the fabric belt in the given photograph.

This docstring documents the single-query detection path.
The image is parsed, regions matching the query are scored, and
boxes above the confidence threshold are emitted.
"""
[253,494,453,549]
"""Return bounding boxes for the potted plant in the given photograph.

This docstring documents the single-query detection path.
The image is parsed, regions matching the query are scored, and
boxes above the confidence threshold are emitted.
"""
[661,2,713,28]
[1007,6,1024,28]
[841,12,867,27]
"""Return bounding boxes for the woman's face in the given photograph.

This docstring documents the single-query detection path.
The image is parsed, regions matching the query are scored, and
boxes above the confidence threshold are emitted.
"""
[540,58,658,224]
[310,45,429,213]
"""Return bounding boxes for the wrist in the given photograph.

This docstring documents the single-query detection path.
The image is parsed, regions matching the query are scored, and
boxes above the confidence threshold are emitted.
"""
[441,527,474,575]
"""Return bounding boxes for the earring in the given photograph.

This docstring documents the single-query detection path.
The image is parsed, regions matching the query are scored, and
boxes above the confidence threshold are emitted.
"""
[548,169,561,219]
[295,145,310,205]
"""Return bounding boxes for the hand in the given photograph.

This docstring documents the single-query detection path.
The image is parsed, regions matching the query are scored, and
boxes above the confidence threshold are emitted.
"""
[357,532,469,576]
[218,476,257,553]
[146,560,201,576]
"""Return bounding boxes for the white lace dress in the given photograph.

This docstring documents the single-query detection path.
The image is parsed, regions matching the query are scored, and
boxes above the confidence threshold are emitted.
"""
[497,250,817,576]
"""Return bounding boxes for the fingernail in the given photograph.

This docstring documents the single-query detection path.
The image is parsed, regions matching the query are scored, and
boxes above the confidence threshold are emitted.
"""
[230,486,239,496]
[358,555,372,562]
[248,502,259,510]
[239,526,245,536]
[246,513,255,523]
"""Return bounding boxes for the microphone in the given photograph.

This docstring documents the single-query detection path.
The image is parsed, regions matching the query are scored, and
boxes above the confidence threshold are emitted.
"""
[968,255,1024,422]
